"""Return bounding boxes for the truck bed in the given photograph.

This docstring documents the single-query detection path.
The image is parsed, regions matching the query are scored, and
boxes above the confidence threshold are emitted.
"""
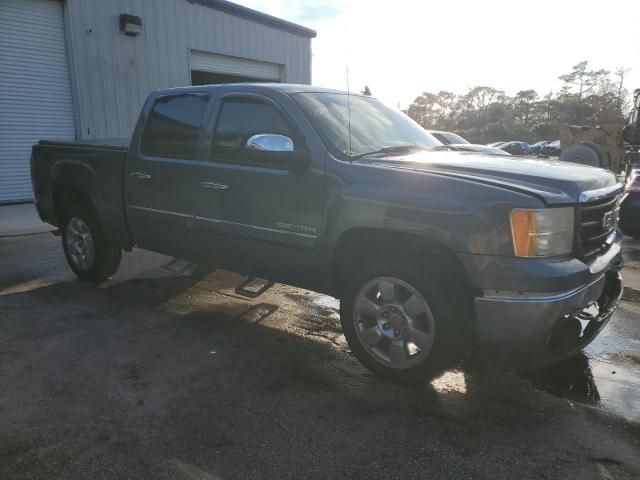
[31,139,131,248]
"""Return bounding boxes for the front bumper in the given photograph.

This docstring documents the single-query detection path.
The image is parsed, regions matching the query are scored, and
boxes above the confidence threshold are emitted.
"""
[474,263,623,367]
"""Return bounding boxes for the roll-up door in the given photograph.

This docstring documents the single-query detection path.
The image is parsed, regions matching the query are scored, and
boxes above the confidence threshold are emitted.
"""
[191,50,282,82]
[0,0,76,203]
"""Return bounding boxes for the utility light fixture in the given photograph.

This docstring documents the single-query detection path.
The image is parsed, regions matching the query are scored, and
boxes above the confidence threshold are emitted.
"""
[120,14,142,36]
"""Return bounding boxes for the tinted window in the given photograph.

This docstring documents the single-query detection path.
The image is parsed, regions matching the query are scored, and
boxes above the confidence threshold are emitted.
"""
[212,100,293,155]
[141,94,208,159]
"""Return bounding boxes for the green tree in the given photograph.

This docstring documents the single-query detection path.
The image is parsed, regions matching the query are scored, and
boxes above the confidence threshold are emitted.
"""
[405,61,631,145]
[513,90,538,125]
[559,61,609,100]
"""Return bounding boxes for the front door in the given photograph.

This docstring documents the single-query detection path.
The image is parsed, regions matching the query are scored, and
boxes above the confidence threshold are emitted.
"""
[192,93,325,286]
[125,92,214,259]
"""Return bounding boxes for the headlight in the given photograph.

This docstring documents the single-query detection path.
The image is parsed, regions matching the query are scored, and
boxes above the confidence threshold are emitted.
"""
[510,207,574,257]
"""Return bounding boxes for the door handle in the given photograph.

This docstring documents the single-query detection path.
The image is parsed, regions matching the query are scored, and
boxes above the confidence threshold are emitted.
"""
[200,181,229,190]
[129,171,152,180]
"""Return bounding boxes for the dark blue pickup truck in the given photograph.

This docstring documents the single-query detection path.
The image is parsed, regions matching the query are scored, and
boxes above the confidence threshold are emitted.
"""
[31,84,624,383]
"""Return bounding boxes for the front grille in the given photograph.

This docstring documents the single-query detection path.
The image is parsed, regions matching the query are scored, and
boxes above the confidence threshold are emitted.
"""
[577,194,620,260]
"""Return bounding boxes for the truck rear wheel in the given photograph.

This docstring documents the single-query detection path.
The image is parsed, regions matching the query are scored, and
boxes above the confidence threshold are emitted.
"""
[61,205,121,282]
[340,256,465,384]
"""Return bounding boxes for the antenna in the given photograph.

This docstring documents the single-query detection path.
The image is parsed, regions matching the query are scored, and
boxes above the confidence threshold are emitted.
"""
[346,63,352,162]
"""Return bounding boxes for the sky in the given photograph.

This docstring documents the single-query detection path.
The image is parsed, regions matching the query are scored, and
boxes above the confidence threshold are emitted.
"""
[235,0,640,110]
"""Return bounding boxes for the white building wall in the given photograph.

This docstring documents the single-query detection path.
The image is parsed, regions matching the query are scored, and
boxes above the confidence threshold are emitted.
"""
[64,0,312,139]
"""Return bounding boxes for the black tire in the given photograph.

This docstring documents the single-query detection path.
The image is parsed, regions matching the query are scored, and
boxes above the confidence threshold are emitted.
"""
[340,256,468,384]
[559,144,603,168]
[61,204,122,282]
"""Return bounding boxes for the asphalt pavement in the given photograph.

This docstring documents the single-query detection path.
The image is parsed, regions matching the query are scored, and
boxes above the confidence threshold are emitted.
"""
[0,222,639,479]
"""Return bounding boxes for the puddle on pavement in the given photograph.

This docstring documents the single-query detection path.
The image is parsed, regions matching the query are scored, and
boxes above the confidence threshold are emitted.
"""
[521,349,640,422]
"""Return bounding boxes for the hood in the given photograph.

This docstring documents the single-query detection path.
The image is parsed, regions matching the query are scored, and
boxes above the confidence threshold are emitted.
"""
[356,150,619,204]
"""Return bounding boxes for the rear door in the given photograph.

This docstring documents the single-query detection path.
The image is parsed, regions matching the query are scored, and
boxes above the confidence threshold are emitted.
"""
[192,92,325,284]
[125,92,214,258]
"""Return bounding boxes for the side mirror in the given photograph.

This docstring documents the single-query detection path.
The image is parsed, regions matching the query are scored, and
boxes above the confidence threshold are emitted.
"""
[245,134,294,152]
[244,134,311,173]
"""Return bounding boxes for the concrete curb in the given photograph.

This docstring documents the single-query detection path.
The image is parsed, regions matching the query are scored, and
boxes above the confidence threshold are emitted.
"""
[0,203,54,237]
[0,228,55,238]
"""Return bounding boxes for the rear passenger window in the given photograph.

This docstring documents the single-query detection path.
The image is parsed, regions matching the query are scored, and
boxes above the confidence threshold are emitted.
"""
[212,100,293,159]
[141,94,208,159]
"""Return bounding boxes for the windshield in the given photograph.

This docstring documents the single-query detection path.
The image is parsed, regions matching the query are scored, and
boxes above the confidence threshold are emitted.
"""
[292,92,441,158]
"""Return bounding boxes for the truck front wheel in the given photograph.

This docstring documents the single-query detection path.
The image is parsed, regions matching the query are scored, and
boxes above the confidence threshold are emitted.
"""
[61,205,121,282]
[340,257,465,384]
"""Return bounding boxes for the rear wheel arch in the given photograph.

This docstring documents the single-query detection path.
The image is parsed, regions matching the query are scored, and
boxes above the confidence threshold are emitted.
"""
[53,185,97,225]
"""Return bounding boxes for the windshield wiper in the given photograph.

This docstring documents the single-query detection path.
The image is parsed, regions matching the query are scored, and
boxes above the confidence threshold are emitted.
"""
[352,144,427,160]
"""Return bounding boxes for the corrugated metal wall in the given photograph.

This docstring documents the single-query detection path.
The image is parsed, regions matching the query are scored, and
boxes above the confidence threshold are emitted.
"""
[0,0,76,203]
[65,0,312,139]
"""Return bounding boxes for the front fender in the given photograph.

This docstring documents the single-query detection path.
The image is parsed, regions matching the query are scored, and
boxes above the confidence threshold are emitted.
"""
[322,164,545,262]
[323,185,471,254]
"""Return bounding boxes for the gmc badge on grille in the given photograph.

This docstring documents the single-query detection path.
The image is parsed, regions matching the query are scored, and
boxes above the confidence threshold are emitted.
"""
[602,210,616,229]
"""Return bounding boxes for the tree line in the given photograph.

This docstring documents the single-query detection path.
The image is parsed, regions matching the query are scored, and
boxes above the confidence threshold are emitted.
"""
[405,61,632,144]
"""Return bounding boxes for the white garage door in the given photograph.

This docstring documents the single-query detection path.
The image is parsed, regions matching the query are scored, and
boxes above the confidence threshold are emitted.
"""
[191,50,282,81]
[0,0,76,203]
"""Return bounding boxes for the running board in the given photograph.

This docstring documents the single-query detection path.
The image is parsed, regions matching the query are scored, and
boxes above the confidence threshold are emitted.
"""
[235,277,274,298]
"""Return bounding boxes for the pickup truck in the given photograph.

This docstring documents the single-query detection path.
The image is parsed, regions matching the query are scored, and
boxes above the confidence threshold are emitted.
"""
[31,83,624,383]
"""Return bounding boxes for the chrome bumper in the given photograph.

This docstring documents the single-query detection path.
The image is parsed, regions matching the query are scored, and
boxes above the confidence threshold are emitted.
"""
[475,270,623,364]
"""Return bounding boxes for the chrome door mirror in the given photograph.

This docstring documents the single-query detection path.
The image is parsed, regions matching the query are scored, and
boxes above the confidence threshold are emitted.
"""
[245,134,294,152]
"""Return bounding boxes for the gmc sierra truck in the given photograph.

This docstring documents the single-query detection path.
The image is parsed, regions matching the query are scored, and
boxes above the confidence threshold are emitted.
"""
[31,84,624,383]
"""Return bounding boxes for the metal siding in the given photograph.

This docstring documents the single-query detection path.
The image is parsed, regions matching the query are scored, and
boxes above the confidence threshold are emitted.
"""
[66,0,312,139]
[0,0,76,203]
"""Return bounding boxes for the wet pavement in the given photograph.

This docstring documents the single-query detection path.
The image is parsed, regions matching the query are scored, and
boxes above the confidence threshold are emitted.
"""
[1,231,639,478]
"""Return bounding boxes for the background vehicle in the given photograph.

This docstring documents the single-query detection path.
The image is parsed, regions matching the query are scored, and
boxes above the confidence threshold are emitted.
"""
[554,89,640,173]
[434,144,512,156]
[31,84,623,383]
[500,141,530,155]
[541,140,561,157]
[620,168,640,238]
[427,130,470,145]
[488,142,506,147]
[529,140,550,155]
